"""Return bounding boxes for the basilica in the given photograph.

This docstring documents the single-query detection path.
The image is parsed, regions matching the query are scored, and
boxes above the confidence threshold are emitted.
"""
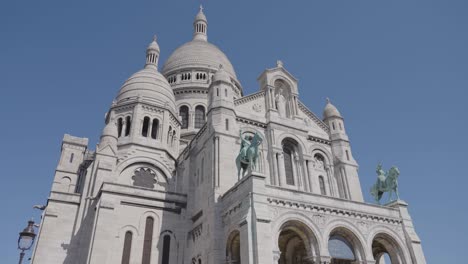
[30,7,427,264]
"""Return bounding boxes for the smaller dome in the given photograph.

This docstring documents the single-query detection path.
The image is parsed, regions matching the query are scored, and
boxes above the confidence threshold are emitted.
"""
[323,98,342,119]
[102,119,118,139]
[147,35,160,52]
[212,65,230,83]
[116,68,176,111]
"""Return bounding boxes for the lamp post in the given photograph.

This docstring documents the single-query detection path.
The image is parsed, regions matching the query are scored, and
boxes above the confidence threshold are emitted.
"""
[17,219,36,264]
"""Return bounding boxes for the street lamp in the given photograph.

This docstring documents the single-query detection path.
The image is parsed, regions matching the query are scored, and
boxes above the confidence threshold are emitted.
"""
[17,219,36,264]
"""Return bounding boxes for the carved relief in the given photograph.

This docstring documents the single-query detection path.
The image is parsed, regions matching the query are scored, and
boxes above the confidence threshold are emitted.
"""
[311,214,328,228]
[356,220,371,236]
[252,103,263,113]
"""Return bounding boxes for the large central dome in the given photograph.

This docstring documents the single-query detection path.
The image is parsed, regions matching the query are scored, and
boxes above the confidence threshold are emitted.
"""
[162,39,237,78]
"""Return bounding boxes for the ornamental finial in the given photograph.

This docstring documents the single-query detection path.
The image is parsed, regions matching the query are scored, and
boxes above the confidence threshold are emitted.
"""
[199,4,204,12]
[153,35,157,42]
[276,60,284,68]
[326,97,331,104]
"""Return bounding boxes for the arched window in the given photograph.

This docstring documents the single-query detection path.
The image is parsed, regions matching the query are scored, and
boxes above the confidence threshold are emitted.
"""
[69,153,74,163]
[180,106,189,129]
[161,234,171,264]
[142,217,154,264]
[195,105,205,128]
[125,116,131,136]
[226,231,241,264]
[151,119,159,139]
[284,147,294,185]
[172,130,176,146]
[121,231,132,264]
[282,139,298,186]
[319,176,326,195]
[332,122,336,130]
[142,117,150,137]
[198,259,202,264]
[225,119,229,131]
[345,150,350,161]
[329,235,355,263]
[118,118,123,137]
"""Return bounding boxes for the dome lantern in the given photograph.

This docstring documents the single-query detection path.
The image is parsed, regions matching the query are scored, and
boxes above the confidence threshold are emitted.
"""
[145,35,160,69]
[193,5,208,41]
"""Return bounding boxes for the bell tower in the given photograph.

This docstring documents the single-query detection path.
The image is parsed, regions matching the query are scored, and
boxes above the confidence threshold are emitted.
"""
[323,98,364,202]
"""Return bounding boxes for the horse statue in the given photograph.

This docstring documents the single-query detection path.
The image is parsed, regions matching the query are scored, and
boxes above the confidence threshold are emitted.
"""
[236,130,263,179]
[370,163,400,204]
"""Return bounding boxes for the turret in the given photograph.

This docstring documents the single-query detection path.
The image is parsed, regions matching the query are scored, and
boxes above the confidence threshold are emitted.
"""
[207,65,237,134]
[323,98,364,202]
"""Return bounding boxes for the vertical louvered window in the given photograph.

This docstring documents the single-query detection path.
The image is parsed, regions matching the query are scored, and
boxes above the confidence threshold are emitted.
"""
[125,116,131,136]
[141,217,154,264]
[151,119,159,139]
[161,234,171,264]
[195,105,205,128]
[142,117,150,137]
[319,176,327,195]
[121,231,132,264]
[180,106,189,129]
[284,147,294,185]
[118,118,123,137]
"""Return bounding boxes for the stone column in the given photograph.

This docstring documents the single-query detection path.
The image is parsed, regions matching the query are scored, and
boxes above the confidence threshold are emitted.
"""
[291,154,300,188]
[326,166,336,197]
[214,136,219,187]
[277,152,286,187]
[307,160,320,194]
[302,160,311,192]
[271,151,279,186]
[122,119,127,137]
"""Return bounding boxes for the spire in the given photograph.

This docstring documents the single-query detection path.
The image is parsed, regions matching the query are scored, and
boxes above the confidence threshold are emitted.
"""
[145,35,160,69]
[193,5,208,41]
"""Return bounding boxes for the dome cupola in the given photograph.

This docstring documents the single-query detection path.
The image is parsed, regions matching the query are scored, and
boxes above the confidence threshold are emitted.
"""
[145,35,160,69]
[193,5,208,41]
[162,7,238,82]
[116,36,176,112]
[323,98,342,120]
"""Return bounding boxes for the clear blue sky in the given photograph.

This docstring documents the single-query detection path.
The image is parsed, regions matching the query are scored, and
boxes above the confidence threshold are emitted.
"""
[1,0,466,263]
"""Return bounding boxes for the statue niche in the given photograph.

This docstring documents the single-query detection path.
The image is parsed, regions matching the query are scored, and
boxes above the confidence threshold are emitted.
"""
[274,79,292,118]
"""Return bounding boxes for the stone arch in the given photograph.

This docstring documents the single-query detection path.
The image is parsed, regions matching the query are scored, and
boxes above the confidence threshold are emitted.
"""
[323,220,367,263]
[309,145,333,166]
[368,227,410,264]
[226,230,241,263]
[277,132,307,154]
[273,212,322,263]
[270,74,297,95]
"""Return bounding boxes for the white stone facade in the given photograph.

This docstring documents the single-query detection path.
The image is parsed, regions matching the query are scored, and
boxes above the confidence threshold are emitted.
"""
[30,7,426,264]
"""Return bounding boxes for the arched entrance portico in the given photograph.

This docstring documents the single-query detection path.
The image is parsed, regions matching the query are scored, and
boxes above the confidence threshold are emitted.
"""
[277,220,319,264]
[372,233,406,264]
[327,227,365,264]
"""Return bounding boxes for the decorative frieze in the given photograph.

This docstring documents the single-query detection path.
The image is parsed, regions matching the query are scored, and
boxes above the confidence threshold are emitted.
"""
[266,197,402,226]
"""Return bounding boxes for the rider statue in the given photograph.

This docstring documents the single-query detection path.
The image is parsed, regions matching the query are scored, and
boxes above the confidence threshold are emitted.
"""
[371,163,401,204]
[376,163,386,190]
[236,130,262,179]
